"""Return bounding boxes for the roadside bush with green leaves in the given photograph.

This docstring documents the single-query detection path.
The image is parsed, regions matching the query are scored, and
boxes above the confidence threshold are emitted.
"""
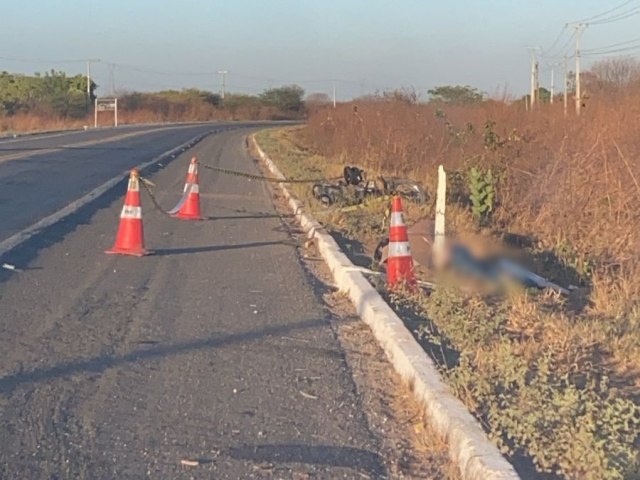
[552,239,595,283]
[468,166,496,226]
[417,285,640,480]
[258,125,640,479]
[483,120,502,151]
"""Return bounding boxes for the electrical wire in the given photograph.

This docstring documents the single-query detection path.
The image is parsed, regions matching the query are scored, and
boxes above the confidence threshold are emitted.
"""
[583,44,640,57]
[582,36,640,53]
[111,63,214,77]
[574,0,639,23]
[588,7,640,24]
[554,30,576,58]
[0,55,88,64]
[539,29,577,61]
[542,24,569,56]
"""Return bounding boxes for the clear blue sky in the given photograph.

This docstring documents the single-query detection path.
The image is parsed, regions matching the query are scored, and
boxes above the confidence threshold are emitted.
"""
[1,0,639,99]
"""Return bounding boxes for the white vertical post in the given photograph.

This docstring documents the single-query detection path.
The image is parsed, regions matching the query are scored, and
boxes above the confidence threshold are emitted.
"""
[533,60,539,108]
[574,24,586,115]
[87,61,91,102]
[550,65,555,104]
[332,82,336,108]
[94,98,98,128]
[114,98,118,127]
[433,165,446,270]
[530,50,537,110]
[217,70,228,99]
[563,55,568,116]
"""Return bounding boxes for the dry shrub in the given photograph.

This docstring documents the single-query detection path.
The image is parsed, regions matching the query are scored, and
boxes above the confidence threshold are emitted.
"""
[0,104,281,134]
[299,94,640,478]
[0,113,89,133]
[305,94,640,309]
[258,120,640,477]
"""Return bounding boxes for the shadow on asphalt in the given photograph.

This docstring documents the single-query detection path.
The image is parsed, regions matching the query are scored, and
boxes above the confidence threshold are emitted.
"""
[0,175,129,286]
[203,213,293,221]
[0,142,199,285]
[152,241,295,256]
[0,318,326,395]
[226,444,386,476]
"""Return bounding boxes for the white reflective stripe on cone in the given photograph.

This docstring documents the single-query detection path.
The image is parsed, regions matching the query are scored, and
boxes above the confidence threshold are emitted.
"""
[188,164,196,174]
[388,241,411,257]
[127,179,140,192]
[189,183,199,194]
[390,212,405,226]
[120,206,142,219]
[169,191,188,214]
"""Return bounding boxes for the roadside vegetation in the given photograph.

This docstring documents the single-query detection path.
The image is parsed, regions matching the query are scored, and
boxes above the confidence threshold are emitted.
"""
[257,57,640,480]
[0,70,305,133]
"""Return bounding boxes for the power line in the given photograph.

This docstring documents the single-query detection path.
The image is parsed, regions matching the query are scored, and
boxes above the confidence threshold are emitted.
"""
[0,55,88,64]
[0,53,417,97]
[573,0,639,23]
[580,36,640,57]
[583,44,640,57]
[588,7,640,24]
[540,29,577,60]
[111,63,214,77]
[542,24,569,57]
[582,35,640,52]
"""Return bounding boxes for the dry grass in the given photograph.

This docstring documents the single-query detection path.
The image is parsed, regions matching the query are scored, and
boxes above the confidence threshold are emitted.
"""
[305,97,640,314]
[257,92,640,477]
[0,103,280,135]
[0,113,90,134]
[303,95,640,388]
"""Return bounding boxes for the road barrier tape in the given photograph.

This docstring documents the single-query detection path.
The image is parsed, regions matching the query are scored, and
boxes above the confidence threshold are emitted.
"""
[137,161,378,219]
[138,175,175,217]
[200,162,340,184]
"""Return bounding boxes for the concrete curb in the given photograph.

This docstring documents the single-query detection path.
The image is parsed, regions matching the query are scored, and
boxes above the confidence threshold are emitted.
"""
[251,134,520,480]
[0,132,211,259]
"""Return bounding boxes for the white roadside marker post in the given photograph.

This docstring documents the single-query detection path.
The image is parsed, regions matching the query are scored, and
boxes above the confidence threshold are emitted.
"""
[433,165,446,270]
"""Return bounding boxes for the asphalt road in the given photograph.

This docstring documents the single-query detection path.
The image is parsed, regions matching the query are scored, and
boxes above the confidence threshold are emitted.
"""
[0,126,391,478]
[0,123,267,243]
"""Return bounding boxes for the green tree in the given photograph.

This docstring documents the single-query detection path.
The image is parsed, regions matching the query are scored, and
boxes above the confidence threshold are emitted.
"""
[223,94,262,119]
[259,85,305,112]
[382,87,419,104]
[0,70,96,117]
[537,87,551,103]
[427,85,483,105]
[519,87,552,106]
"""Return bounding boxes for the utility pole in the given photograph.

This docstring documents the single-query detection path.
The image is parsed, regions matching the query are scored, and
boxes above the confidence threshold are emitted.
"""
[528,48,539,110]
[108,63,116,96]
[573,23,587,115]
[217,70,228,99]
[332,82,336,108]
[533,59,540,108]
[86,58,100,106]
[563,55,568,116]
[550,64,555,104]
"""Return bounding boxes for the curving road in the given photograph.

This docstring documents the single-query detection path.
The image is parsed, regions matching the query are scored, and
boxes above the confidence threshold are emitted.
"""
[0,124,403,479]
[0,123,268,243]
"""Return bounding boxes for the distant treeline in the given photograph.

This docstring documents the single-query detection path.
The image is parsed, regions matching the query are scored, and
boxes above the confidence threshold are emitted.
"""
[0,70,96,118]
[0,70,306,122]
[122,85,305,121]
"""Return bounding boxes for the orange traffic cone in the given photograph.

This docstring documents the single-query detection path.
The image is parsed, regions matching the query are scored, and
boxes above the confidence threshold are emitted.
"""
[106,169,147,256]
[169,158,203,220]
[387,196,416,289]
[182,157,199,192]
